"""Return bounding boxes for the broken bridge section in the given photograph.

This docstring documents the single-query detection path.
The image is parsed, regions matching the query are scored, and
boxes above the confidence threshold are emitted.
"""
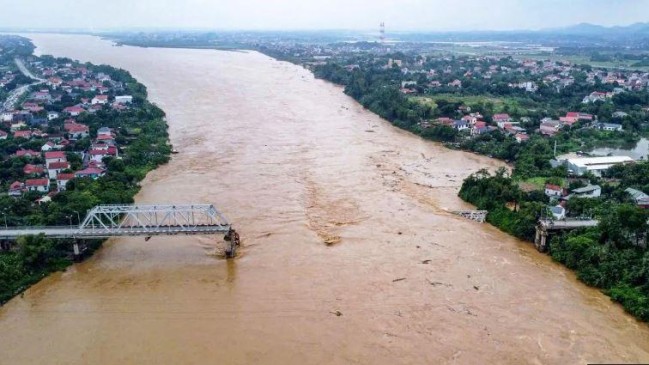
[0,204,241,258]
[534,218,599,252]
[453,210,488,223]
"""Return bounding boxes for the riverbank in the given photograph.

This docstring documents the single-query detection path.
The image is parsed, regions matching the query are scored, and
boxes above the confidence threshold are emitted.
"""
[0,37,171,304]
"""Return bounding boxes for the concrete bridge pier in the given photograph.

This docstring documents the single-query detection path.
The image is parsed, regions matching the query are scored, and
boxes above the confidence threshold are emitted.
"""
[535,226,548,252]
[72,239,86,261]
[223,229,240,259]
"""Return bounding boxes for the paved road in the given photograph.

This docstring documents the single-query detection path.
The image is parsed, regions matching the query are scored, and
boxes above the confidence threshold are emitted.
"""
[0,58,44,112]
[14,57,44,82]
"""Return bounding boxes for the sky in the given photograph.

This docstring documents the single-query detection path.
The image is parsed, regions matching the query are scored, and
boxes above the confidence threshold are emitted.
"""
[1,0,648,32]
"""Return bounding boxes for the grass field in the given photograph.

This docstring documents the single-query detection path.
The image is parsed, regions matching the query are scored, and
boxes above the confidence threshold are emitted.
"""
[411,94,530,114]
[512,53,649,72]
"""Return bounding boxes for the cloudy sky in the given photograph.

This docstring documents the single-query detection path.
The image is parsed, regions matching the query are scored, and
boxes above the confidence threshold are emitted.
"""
[1,0,648,31]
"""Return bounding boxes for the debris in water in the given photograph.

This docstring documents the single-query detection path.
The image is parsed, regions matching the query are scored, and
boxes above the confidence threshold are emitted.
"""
[324,236,341,245]
[392,277,406,282]
[330,310,343,317]
[427,279,452,287]
[421,259,431,264]
[473,285,480,291]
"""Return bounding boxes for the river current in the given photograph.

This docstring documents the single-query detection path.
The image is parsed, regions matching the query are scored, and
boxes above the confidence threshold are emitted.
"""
[0,34,648,364]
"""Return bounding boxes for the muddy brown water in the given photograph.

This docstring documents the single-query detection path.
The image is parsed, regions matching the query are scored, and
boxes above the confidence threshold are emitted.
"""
[0,34,648,364]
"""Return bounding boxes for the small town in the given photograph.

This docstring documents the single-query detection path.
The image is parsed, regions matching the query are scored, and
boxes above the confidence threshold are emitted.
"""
[3,58,135,202]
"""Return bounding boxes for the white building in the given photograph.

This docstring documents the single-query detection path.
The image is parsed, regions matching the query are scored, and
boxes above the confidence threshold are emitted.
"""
[570,185,602,198]
[114,95,133,104]
[565,156,634,176]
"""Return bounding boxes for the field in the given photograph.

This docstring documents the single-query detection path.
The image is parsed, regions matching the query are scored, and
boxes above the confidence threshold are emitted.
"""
[411,94,530,114]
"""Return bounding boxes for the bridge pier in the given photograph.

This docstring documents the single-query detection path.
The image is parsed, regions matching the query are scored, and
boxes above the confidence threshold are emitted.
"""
[72,239,88,261]
[224,229,240,259]
[534,226,548,252]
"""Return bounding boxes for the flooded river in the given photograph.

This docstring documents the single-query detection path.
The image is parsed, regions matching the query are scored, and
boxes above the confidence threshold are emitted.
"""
[1,34,648,364]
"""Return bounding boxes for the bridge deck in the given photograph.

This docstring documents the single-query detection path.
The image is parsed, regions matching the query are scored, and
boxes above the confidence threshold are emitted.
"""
[0,225,231,240]
[539,219,599,230]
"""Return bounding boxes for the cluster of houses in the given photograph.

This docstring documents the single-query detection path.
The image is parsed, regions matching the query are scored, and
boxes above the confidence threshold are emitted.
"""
[0,70,17,89]
[544,182,649,220]
[1,59,133,202]
[8,125,117,202]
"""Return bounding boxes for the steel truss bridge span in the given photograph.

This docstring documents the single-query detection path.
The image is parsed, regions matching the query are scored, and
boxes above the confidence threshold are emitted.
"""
[0,204,240,258]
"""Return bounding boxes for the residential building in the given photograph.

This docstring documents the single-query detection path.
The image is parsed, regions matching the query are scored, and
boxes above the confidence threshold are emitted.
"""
[56,173,75,191]
[545,184,564,198]
[8,181,24,197]
[45,151,67,165]
[625,188,649,208]
[597,123,623,132]
[47,161,70,179]
[25,178,49,193]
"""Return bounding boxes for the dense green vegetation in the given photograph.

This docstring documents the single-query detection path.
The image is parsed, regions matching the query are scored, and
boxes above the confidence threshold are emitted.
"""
[459,163,649,321]
[0,47,170,304]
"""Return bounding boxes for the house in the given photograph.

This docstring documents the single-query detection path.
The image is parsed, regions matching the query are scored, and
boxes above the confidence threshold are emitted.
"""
[545,184,564,198]
[582,92,607,103]
[25,178,49,193]
[13,130,32,139]
[14,149,40,158]
[571,185,602,198]
[515,133,529,143]
[471,121,488,136]
[91,95,109,105]
[625,188,649,208]
[23,164,44,176]
[540,120,562,136]
[448,79,462,88]
[63,105,85,116]
[493,114,511,124]
[45,151,67,165]
[88,146,117,162]
[41,141,56,152]
[56,173,75,191]
[10,121,27,131]
[64,122,90,139]
[597,123,623,132]
[0,130,7,140]
[452,120,469,131]
[8,181,24,197]
[47,161,70,179]
[75,167,105,179]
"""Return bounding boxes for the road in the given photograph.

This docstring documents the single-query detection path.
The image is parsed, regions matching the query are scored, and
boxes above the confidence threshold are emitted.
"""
[0,58,44,112]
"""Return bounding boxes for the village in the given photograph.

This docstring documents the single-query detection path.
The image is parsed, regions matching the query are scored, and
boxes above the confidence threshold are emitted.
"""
[1,55,134,204]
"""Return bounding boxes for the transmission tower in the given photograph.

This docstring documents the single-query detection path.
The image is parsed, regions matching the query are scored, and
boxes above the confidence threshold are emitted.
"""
[380,22,386,44]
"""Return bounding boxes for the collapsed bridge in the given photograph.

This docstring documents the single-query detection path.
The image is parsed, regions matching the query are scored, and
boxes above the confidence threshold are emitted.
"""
[0,204,240,258]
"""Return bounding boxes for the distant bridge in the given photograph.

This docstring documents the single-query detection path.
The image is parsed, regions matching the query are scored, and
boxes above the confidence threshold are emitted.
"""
[534,218,598,252]
[0,204,241,258]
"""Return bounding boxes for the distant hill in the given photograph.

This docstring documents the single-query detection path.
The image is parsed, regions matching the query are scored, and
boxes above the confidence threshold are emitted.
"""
[543,22,649,36]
